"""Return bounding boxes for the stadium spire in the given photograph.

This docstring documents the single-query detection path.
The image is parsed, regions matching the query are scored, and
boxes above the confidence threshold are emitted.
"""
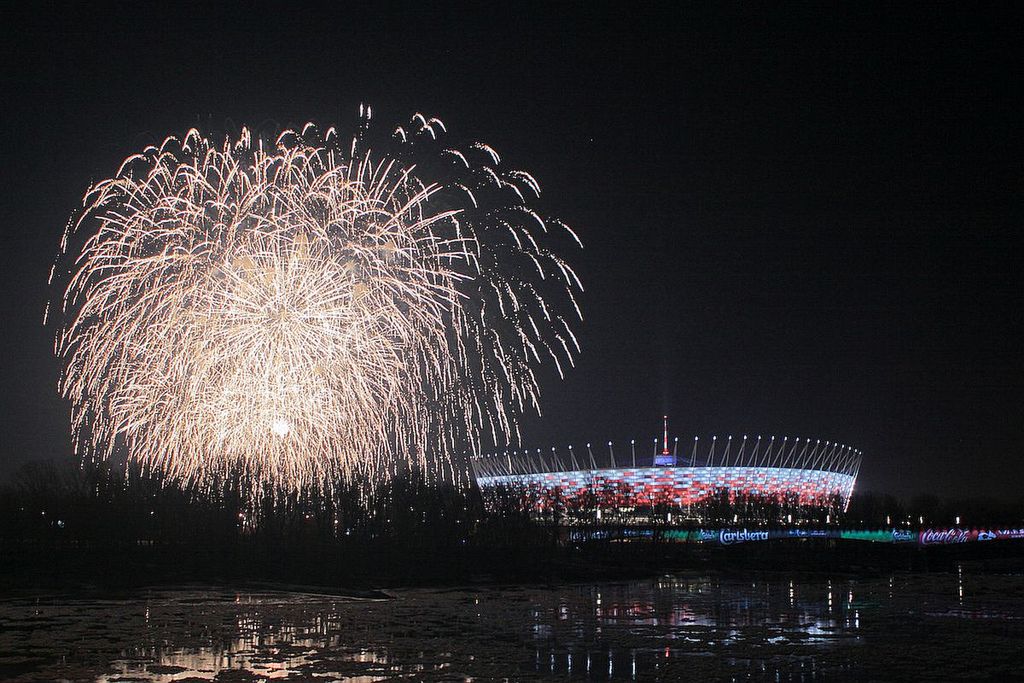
[663,415,670,455]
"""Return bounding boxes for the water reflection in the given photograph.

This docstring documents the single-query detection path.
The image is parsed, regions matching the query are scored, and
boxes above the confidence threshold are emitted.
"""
[1,568,1022,681]
[521,575,858,681]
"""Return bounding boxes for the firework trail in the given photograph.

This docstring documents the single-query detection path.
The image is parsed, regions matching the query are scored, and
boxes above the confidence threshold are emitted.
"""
[48,109,582,493]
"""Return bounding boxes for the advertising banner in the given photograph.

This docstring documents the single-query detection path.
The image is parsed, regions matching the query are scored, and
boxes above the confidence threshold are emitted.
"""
[840,529,916,543]
[574,527,1024,545]
[717,528,770,545]
[919,528,975,545]
[772,529,835,540]
[977,528,1024,541]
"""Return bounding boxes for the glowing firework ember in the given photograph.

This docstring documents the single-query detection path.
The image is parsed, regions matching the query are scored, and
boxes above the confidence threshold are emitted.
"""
[48,111,582,492]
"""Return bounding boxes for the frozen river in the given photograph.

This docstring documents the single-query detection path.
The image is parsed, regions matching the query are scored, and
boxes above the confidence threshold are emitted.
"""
[2,568,1023,681]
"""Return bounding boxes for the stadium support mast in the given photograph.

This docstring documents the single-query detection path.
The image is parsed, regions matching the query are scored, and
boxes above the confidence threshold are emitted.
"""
[655,416,676,466]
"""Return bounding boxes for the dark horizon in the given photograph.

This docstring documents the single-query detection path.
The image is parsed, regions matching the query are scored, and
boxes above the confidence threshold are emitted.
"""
[2,3,1022,500]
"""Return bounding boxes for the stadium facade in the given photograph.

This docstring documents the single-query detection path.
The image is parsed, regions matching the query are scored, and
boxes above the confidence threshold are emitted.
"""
[472,418,861,513]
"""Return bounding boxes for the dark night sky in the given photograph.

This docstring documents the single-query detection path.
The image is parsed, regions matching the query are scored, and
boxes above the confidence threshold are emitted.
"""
[1,3,1021,499]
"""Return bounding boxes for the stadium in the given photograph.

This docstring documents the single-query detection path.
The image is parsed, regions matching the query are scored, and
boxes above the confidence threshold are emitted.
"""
[472,418,861,519]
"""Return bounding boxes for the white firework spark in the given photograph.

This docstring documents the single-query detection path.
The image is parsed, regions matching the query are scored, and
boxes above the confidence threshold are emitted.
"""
[48,112,582,492]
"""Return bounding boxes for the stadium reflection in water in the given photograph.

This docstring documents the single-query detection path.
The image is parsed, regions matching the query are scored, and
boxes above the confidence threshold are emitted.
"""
[5,566,1024,681]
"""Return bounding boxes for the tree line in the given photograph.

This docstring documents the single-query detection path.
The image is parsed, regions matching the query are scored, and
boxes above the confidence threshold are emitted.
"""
[2,460,1021,551]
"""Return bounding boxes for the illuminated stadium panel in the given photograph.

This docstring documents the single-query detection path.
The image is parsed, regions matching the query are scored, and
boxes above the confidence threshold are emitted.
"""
[476,466,857,508]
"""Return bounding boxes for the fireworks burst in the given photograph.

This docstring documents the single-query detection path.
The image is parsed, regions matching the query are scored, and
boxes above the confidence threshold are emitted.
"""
[48,110,582,492]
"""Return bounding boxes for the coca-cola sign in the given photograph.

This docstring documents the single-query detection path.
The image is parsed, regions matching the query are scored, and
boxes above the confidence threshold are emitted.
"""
[919,528,973,545]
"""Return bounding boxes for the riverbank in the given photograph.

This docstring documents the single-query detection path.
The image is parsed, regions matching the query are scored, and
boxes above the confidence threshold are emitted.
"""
[4,538,1024,593]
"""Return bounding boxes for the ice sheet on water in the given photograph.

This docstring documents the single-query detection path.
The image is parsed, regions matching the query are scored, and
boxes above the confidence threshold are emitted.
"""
[1,571,1024,681]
